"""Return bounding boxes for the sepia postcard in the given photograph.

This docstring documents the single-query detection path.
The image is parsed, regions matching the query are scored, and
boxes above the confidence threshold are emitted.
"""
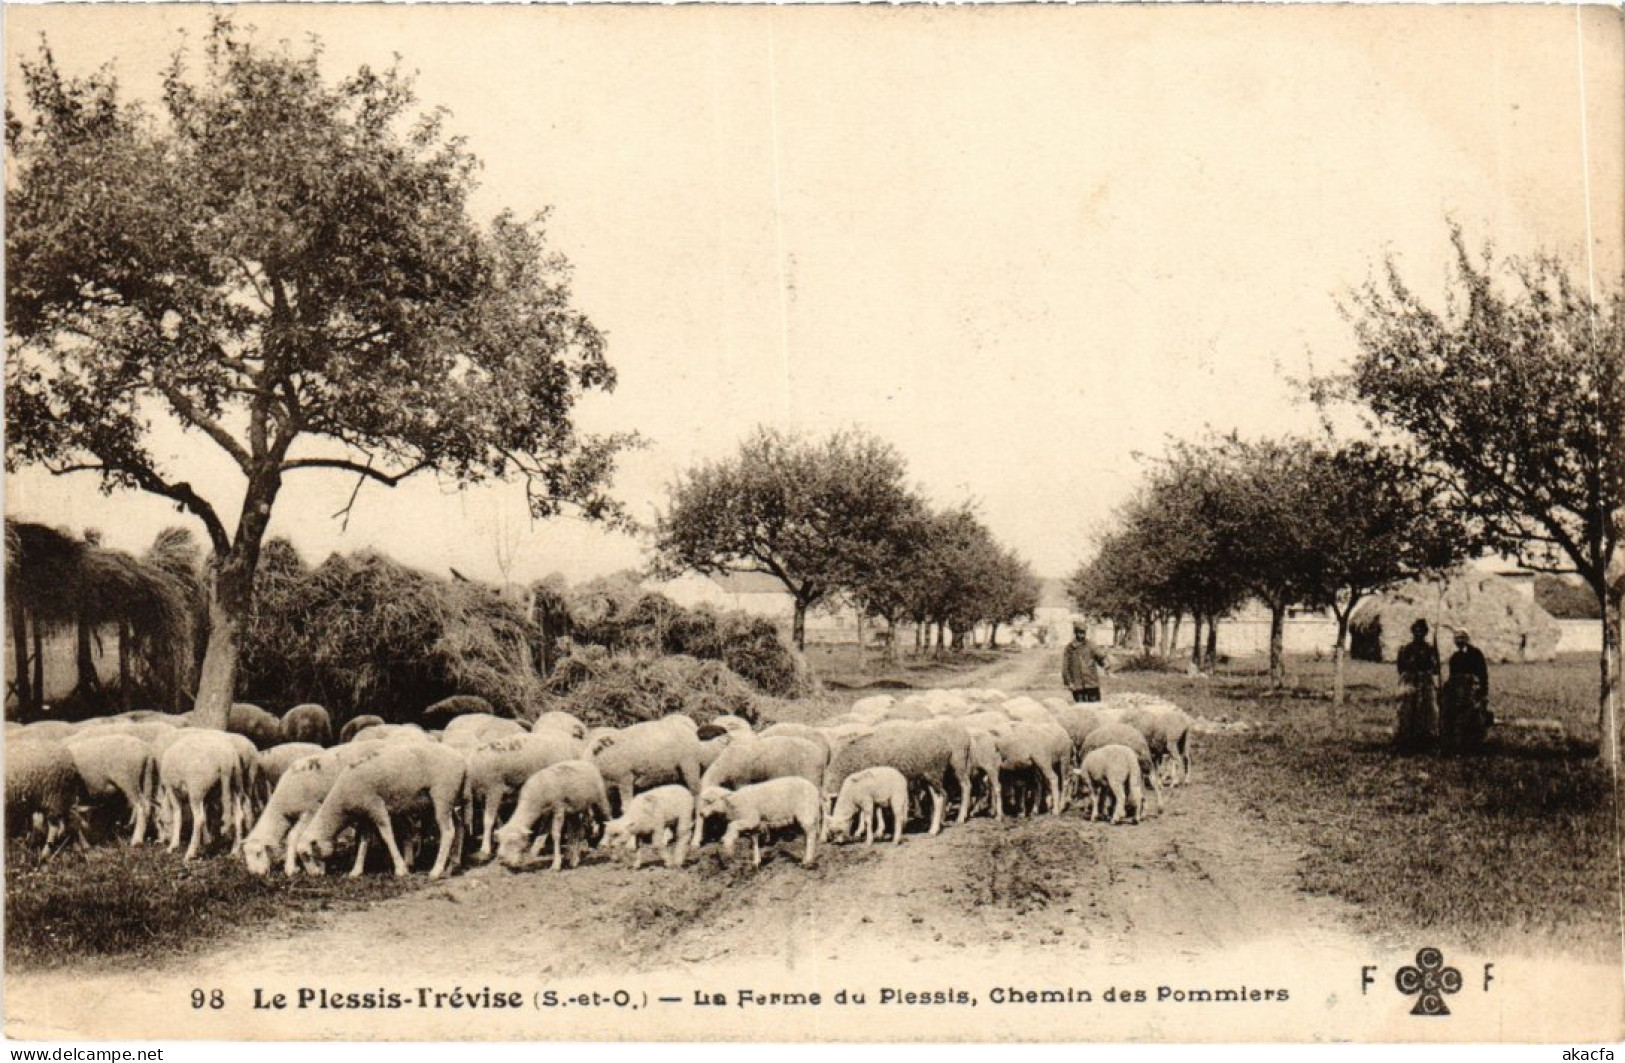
[3,2,1623,1046]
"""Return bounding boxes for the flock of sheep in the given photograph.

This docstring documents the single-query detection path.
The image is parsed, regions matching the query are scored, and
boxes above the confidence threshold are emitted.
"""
[4,688,1193,879]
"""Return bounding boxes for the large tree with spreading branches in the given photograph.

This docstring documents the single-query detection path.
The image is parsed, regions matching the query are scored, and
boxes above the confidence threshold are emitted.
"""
[6,20,629,726]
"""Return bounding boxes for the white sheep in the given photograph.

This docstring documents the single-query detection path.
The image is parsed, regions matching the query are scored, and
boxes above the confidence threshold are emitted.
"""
[6,739,88,857]
[442,713,524,751]
[757,722,833,760]
[601,785,696,868]
[823,719,972,835]
[994,720,1071,816]
[962,728,1005,821]
[351,722,433,744]
[65,732,158,845]
[1077,744,1145,824]
[1079,723,1162,815]
[242,743,387,876]
[493,760,613,872]
[693,736,827,846]
[294,742,468,878]
[159,731,249,861]
[826,766,909,845]
[465,731,584,860]
[258,742,326,789]
[14,721,77,743]
[1126,707,1194,786]
[587,718,703,814]
[531,711,587,741]
[696,777,822,868]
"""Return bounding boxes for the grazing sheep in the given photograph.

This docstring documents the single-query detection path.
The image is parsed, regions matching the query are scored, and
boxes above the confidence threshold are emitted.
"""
[602,785,695,868]
[279,704,334,747]
[758,722,833,759]
[1000,697,1056,725]
[6,740,88,857]
[465,732,584,860]
[848,695,896,721]
[826,766,909,845]
[882,701,933,722]
[1077,744,1145,825]
[994,720,1071,816]
[352,723,433,744]
[442,714,525,752]
[242,744,386,876]
[823,720,972,835]
[962,729,1005,820]
[159,731,249,861]
[340,715,387,743]
[1138,709,1194,786]
[65,733,159,845]
[532,711,587,741]
[707,715,756,739]
[226,702,283,750]
[694,736,827,845]
[258,742,326,788]
[494,760,612,872]
[1079,723,1162,815]
[696,778,822,868]
[1049,704,1105,763]
[295,743,468,878]
[697,732,735,772]
[14,721,76,743]
[588,718,704,814]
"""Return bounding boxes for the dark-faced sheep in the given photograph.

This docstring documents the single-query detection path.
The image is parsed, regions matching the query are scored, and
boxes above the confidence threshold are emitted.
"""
[225,702,284,750]
[340,715,387,743]
[295,743,468,878]
[494,760,612,872]
[280,704,334,747]
[696,777,822,868]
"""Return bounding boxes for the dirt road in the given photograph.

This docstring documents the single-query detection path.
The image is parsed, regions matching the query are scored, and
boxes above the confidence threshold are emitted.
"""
[7,649,1400,1040]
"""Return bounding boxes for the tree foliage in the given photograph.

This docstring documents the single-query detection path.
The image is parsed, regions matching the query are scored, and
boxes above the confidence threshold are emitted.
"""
[5,20,629,723]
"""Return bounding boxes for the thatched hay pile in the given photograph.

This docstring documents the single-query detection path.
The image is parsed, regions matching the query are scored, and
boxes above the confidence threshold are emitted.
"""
[541,646,760,728]
[238,548,545,725]
[562,588,814,698]
[1350,573,1561,664]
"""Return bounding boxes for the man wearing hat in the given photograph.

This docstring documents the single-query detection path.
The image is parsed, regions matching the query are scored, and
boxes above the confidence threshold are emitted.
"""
[1444,628,1491,744]
[1395,617,1440,748]
[1063,622,1110,703]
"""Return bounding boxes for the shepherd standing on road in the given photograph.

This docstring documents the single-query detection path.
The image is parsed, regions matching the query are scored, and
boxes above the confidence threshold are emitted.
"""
[1063,623,1110,703]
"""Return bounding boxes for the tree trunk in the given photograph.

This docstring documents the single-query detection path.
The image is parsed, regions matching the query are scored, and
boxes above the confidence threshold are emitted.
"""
[1268,601,1287,688]
[791,599,808,652]
[31,622,44,718]
[1141,615,1155,654]
[886,618,900,665]
[74,611,101,698]
[118,620,132,713]
[1601,592,1621,769]
[193,557,255,728]
[1332,608,1351,709]
[1205,618,1218,671]
[935,620,946,658]
[854,608,866,674]
[9,600,32,720]
[914,622,923,655]
[1190,614,1204,669]
[988,622,1000,649]
[1170,613,1183,657]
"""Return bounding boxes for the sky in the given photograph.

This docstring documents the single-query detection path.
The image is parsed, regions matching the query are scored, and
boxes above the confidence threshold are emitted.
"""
[5,4,1622,586]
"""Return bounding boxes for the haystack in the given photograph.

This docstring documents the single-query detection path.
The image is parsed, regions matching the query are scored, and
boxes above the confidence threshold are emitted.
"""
[541,648,760,728]
[1349,573,1560,664]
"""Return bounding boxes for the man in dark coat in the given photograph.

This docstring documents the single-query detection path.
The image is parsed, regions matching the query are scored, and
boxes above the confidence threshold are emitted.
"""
[1395,618,1439,748]
[1442,628,1492,746]
[1063,623,1109,703]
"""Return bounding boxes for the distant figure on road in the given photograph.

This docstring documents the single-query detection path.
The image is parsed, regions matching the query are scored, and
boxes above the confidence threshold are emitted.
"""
[1395,618,1440,748]
[1441,629,1492,748]
[1063,624,1109,704]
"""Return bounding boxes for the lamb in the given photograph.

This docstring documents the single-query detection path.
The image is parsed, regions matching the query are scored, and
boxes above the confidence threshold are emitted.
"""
[587,718,704,814]
[258,742,326,788]
[6,740,88,857]
[822,720,972,835]
[998,720,1072,816]
[279,703,334,747]
[294,742,468,878]
[696,777,822,868]
[601,785,695,868]
[694,736,827,845]
[465,731,584,860]
[64,733,159,845]
[159,731,250,861]
[1076,744,1145,825]
[340,715,387,743]
[493,760,613,872]
[1079,724,1162,815]
[826,766,909,845]
[532,711,587,741]
[242,743,386,876]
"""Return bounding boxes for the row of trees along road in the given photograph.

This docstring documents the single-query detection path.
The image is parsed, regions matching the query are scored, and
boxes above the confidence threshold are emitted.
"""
[5,22,634,729]
[1073,230,1621,767]
[652,426,1041,656]
[1070,436,1469,706]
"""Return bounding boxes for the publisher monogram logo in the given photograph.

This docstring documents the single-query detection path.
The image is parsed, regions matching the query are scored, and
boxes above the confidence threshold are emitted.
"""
[1395,947,1463,1016]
